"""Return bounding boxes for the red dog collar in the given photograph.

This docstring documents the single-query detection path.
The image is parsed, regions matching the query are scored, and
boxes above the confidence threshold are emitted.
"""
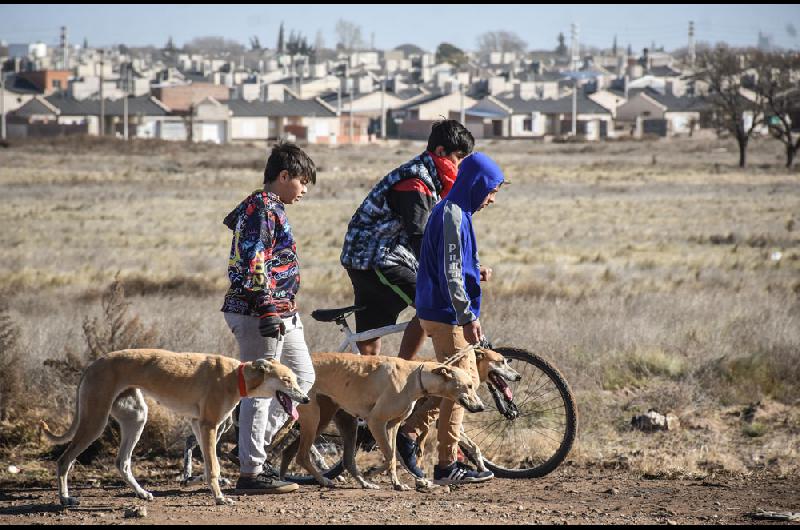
[238,364,248,398]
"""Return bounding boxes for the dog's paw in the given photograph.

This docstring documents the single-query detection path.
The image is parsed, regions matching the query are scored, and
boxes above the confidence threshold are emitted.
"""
[319,477,336,488]
[393,483,411,492]
[215,496,235,506]
[136,490,154,501]
[415,478,437,492]
[358,479,380,490]
[218,477,232,487]
[60,496,80,507]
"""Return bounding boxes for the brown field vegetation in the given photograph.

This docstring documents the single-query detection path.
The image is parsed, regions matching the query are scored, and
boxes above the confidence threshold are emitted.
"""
[0,134,798,497]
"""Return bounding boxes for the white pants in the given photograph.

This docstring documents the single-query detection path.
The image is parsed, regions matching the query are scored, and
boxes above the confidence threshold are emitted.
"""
[224,312,315,476]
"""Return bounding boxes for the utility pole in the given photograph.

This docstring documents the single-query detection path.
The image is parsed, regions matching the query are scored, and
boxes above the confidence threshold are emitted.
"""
[1,73,6,141]
[349,75,354,144]
[99,49,105,137]
[336,76,342,116]
[688,21,696,69]
[123,65,131,140]
[459,82,465,125]
[570,23,579,137]
[291,55,297,95]
[380,67,386,139]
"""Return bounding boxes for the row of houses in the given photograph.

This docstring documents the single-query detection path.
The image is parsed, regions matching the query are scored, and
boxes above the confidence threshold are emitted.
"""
[6,83,712,143]
[6,92,374,144]
[383,85,711,141]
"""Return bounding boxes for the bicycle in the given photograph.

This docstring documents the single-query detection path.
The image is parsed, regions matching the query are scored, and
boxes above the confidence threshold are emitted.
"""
[280,305,578,484]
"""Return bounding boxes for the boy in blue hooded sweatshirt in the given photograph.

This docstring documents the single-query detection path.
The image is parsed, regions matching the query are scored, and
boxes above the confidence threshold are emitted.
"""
[407,152,505,485]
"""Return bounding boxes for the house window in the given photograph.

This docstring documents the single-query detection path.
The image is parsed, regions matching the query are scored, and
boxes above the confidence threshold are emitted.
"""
[52,80,61,89]
[643,111,651,117]
[523,119,533,132]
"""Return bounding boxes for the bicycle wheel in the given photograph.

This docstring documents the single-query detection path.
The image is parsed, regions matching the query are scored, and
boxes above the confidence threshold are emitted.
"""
[281,423,346,485]
[460,347,578,479]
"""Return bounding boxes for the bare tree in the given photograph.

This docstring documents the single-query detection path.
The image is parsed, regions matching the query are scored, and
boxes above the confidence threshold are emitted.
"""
[476,30,527,57]
[335,19,364,53]
[752,51,800,168]
[184,36,244,55]
[696,46,766,168]
[314,30,325,55]
[277,22,285,53]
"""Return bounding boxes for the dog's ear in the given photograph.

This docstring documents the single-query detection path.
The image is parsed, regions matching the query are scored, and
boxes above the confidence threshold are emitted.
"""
[432,366,455,380]
[474,349,485,361]
[252,359,273,373]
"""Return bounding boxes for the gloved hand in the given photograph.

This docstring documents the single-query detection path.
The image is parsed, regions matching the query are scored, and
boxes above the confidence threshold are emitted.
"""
[258,309,285,339]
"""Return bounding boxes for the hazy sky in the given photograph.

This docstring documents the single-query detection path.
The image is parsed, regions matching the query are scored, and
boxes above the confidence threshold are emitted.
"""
[2,4,798,53]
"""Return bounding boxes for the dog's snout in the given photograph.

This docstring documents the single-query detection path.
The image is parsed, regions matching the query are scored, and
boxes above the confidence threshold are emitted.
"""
[301,396,310,404]
[460,396,485,413]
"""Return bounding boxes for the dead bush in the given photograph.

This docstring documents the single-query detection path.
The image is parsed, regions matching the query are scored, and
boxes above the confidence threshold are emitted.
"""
[0,303,23,421]
[42,279,173,462]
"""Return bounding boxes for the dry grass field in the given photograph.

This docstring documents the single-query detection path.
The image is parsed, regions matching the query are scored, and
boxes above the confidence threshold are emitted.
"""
[0,134,798,521]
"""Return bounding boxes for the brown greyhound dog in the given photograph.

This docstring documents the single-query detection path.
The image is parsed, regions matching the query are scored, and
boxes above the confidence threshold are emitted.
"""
[40,349,309,506]
[280,352,486,491]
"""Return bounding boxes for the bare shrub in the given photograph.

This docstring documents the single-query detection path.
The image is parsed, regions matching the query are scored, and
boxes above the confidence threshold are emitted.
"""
[0,303,23,421]
[42,280,174,460]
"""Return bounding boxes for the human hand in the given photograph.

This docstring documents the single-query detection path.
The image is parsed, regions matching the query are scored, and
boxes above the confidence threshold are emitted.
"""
[462,319,482,345]
[258,314,285,339]
[480,267,493,282]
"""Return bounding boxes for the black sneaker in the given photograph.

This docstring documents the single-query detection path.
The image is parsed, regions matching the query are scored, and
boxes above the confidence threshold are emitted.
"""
[235,472,298,494]
[433,461,493,486]
[396,431,425,479]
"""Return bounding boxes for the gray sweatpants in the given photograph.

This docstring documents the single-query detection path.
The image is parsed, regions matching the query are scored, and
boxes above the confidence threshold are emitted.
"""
[223,312,315,476]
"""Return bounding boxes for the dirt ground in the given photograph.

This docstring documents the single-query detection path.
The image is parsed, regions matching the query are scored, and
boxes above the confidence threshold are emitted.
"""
[1,466,798,525]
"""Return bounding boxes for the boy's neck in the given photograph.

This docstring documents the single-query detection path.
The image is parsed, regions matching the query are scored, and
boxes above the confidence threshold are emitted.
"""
[262,184,284,204]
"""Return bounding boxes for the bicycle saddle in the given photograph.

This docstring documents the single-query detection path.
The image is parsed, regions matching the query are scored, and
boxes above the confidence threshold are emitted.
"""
[310,305,365,322]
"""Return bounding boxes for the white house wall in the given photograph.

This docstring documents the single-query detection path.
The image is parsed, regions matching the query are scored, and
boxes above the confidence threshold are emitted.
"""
[2,92,34,114]
[300,116,339,143]
[231,117,270,140]
[417,93,476,121]
[510,113,547,136]
[616,96,665,123]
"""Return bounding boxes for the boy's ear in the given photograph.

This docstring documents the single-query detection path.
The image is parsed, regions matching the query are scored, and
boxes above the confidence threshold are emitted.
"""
[432,366,454,380]
[278,169,290,182]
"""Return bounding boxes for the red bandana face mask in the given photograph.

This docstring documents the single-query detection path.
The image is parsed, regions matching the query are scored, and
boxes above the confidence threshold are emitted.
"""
[428,152,458,198]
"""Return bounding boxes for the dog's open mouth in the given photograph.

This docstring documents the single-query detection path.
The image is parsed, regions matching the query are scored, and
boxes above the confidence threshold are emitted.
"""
[276,391,299,421]
[489,372,513,401]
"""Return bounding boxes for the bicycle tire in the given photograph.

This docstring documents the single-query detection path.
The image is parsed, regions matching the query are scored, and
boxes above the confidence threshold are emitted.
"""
[461,347,578,479]
[282,434,346,485]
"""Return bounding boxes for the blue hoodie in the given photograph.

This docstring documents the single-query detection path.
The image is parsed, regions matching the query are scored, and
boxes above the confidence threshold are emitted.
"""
[416,153,505,326]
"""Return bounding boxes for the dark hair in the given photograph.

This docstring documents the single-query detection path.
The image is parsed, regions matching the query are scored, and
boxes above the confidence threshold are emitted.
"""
[426,120,474,156]
[263,141,317,185]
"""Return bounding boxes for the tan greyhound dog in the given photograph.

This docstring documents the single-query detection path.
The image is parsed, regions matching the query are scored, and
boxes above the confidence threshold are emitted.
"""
[411,347,522,472]
[280,352,485,491]
[40,349,309,506]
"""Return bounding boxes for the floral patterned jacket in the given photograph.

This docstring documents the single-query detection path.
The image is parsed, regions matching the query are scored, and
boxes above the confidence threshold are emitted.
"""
[220,190,299,318]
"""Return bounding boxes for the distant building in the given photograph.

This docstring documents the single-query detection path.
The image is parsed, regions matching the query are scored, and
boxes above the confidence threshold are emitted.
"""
[151,82,229,114]
[16,70,71,95]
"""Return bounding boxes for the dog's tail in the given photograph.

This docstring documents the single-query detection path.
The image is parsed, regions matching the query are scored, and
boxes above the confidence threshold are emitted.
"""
[40,377,83,445]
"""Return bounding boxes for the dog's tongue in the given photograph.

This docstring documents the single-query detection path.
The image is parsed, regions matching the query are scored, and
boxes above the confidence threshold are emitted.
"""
[492,375,514,401]
[290,403,299,421]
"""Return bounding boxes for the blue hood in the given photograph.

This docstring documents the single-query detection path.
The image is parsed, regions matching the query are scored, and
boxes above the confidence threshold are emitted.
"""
[447,152,505,214]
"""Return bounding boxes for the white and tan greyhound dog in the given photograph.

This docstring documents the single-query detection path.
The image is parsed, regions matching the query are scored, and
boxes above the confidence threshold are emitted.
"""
[40,349,309,506]
[280,352,485,491]
[413,346,522,472]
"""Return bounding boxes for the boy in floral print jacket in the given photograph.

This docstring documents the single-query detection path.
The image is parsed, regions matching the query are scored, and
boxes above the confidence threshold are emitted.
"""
[221,142,316,494]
